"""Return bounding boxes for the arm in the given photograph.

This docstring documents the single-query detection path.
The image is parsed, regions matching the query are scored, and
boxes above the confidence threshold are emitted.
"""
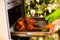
[45,9,60,23]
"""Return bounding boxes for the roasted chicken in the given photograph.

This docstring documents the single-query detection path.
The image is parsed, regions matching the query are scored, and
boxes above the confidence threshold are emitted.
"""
[15,18,41,31]
[16,18,25,31]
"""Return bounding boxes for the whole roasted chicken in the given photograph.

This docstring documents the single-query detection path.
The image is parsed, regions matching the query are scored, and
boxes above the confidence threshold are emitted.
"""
[15,18,41,31]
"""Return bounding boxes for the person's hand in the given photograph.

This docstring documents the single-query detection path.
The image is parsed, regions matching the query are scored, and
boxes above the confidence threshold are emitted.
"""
[52,19,60,32]
[46,19,60,33]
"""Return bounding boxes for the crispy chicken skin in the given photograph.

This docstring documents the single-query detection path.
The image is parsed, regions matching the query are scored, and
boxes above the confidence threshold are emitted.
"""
[25,18,37,24]
[16,18,40,31]
[16,19,25,31]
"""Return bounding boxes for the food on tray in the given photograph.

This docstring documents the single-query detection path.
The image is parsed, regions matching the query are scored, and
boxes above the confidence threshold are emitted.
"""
[15,18,41,31]
[45,24,54,33]
[16,18,25,31]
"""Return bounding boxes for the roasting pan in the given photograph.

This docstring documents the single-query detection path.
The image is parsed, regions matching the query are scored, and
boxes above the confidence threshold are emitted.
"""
[10,17,50,37]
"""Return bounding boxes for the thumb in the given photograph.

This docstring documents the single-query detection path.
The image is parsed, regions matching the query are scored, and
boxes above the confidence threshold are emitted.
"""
[49,28,55,34]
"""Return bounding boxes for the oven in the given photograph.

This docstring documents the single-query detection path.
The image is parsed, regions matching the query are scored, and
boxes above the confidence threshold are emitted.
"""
[6,0,50,40]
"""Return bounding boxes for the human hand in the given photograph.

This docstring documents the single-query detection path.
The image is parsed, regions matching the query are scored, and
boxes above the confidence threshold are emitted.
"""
[52,19,60,32]
[46,19,60,33]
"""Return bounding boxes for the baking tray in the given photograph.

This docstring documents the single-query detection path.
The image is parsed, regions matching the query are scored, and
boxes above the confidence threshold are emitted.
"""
[11,32,50,37]
[10,17,49,37]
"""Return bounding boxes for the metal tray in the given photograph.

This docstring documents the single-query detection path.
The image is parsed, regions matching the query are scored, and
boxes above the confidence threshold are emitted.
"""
[11,32,50,37]
[10,17,49,37]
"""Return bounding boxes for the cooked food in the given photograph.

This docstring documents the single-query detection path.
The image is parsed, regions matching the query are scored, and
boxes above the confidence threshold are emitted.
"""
[25,18,37,25]
[15,18,41,31]
[16,19,25,31]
